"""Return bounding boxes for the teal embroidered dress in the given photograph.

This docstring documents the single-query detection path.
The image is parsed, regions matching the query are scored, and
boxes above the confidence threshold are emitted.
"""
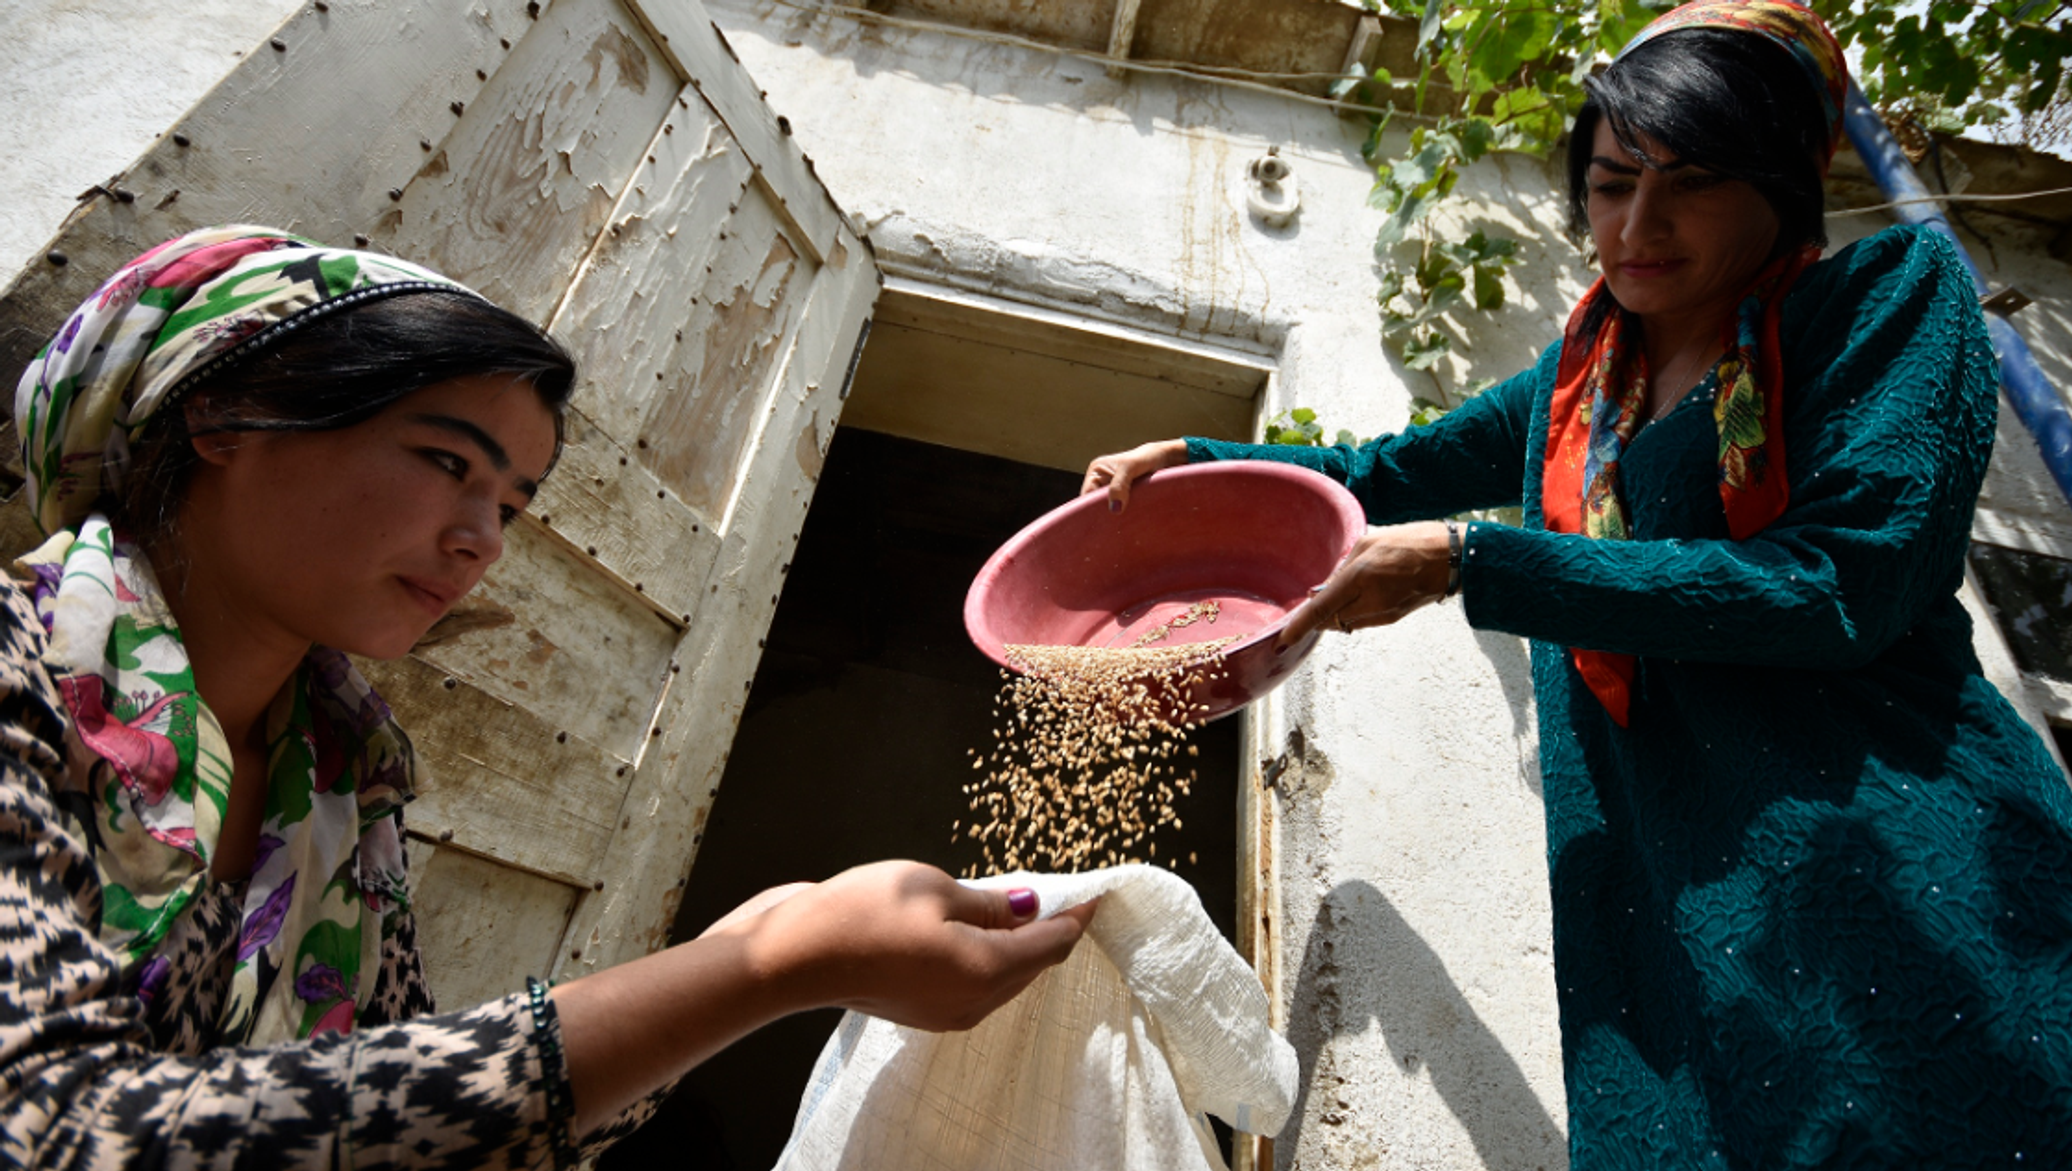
[1188,225,2072,1167]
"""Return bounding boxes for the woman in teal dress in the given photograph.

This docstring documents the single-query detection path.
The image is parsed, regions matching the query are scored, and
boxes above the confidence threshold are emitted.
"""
[1088,2,2072,1166]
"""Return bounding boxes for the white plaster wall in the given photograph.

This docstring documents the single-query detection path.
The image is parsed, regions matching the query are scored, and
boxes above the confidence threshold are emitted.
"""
[0,0,303,281]
[704,5,2072,1169]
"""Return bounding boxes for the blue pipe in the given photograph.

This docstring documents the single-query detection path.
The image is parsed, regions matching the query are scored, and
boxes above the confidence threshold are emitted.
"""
[1841,79,2072,507]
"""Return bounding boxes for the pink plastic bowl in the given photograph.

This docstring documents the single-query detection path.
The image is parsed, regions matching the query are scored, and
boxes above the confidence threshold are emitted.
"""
[964,462,1366,722]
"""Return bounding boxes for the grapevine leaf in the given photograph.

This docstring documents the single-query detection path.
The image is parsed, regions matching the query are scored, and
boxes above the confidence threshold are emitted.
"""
[1458,117,1497,161]
[1378,269,1406,306]
[1369,163,1399,208]
[1418,0,1445,57]
[1491,87,1553,128]
[1473,264,1506,309]
[1475,8,1555,84]
[1401,331,1452,369]
[1375,195,1429,250]
[1424,277,1465,317]
[1392,139,1449,192]
[1409,399,1451,427]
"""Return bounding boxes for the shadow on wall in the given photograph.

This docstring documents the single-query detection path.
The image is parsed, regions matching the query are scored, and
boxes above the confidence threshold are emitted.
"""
[1283,879,1566,1171]
[1473,626,1542,801]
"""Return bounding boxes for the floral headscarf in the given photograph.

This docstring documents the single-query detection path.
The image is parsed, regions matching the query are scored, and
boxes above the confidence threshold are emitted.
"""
[1543,2,1848,727]
[1617,0,1847,157]
[11,226,486,1043]
[15,224,475,538]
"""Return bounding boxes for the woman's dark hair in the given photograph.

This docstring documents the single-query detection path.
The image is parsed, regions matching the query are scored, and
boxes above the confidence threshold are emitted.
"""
[116,289,576,549]
[1567,27,1832,253]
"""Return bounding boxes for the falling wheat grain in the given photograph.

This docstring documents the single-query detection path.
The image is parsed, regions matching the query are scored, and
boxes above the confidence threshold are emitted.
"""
[959,638,1235,876]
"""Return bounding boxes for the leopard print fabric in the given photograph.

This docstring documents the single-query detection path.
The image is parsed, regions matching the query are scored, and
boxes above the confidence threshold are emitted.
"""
[0,582,622,1168]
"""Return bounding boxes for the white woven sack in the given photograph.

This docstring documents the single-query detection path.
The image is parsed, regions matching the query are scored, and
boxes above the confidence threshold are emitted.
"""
[771,865,1299,1171]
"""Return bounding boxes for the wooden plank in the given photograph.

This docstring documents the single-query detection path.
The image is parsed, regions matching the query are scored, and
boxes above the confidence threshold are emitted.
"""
[646,192,812,519]
[412,519,678,760]
[1133,0,1365,97]
[620,0,844,261]
[546,87,764,510]
[1237,702,1284,1029]
[382,0,679,322]
[549,96,753,448]
[875,283,1273,397]
[1105,0,1143,78]
[405,838,582,1011]
[553,226,879,976]
[839,318,1257,473]
[1340,14,1385,77]
[359,652,630,888]
[0,0,531,453]
[529,405,716,627]
[876,0,1112,50]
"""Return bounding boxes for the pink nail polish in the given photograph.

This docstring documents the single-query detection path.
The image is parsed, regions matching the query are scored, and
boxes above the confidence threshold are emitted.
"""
[1007,888,1038,917]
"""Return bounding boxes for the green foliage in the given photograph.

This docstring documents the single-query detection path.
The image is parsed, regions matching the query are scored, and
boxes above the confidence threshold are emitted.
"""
[1825,1,2072,130]
[1378,229,1518,369]
[1267,408,1368,448]
[1407,378,1495,427]
[1355,0,1658,383]
[1349,0,2072,408]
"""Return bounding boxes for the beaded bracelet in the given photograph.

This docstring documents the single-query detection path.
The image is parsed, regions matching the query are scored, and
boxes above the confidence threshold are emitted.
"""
[1444,518,1463,599]
[527,976,581,1169]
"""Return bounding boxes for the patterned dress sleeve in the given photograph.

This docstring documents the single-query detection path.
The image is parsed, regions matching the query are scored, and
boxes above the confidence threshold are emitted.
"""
[360,844,666,1159]
[362,855,440,1028]
[0,583,583,1170]
[1182,349,1549,524]
[1461,225,1999,668]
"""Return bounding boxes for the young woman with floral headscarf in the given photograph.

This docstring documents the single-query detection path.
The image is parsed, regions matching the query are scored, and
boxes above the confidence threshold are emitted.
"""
[1088,2,2072,1164]
[0,226,1092,1167]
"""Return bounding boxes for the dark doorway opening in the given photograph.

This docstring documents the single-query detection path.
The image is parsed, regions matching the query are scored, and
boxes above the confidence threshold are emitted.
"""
[600,428,1241,1169]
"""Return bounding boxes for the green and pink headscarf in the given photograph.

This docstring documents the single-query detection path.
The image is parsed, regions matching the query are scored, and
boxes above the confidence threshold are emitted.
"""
[16,225,478,537]
[13,226,490,1043]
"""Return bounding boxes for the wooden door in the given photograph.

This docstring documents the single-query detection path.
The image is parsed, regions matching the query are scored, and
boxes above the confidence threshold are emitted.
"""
[0,0,876,1007]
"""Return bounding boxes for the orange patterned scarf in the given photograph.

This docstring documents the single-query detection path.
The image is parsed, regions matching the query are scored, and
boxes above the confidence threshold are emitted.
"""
[1543,246,1815,726]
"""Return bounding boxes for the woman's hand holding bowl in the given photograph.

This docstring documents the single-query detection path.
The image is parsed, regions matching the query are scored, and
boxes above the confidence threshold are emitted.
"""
[1276,522,1452,647]
[1080,439,1189,512]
